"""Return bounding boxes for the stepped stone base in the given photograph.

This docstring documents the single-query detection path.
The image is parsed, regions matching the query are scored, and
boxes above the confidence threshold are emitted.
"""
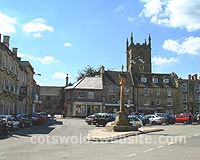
[106,111,138,132]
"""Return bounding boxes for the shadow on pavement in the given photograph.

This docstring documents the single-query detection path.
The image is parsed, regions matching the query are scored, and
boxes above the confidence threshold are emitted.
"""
[10,120,63,138]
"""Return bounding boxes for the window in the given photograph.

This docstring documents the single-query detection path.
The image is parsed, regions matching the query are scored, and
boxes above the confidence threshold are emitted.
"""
[182,84,187,92]
[14,64,17,74]
[2,77,6,90]
[156,99,160,105]
[152,78,158,83]
[46,96,51,100]
[9,60,13,71]
[141,77,147,83]
[156,89,160,96]
[66,91,71,99]
[196,95,200,103]
[108,94,116,103]
[77,92,84,99]
[124,86,129,93]
[88,92,94,100]
[144,88,150,96]
[144,98,150,105]
[167,89,172,97]
[182,94,187,102]
[195,84,200,92]
[3,56,8,68]
[163,78,169,83]
[109,86,116,92]
[167,98,172,106]
[183,105,187,112]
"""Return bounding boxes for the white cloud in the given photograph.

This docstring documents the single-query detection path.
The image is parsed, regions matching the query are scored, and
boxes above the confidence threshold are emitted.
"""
[33,33,42,38]
[114,4,125,12]
[152,56,178,66]
[0,12,17,34]
[163,36,200,55]
[64,42,72,47]
[127,16,136,24]
[18,52,60,64]
[52,72,67,79]
[140,0,200,31]
[22,18,54,37]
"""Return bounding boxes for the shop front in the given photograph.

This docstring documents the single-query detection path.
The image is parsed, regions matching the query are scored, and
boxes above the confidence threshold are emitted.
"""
[72,102,102,117]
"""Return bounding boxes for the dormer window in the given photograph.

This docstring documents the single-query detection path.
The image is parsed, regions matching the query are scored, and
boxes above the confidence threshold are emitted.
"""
[152,78,158,83]
[163,78,169,83]
[141,76,147,83]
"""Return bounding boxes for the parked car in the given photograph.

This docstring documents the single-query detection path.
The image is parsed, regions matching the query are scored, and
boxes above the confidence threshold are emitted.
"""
[129,115,143,127]
[175,113,193,124]
[15,114,33,127]
[145,114,165,125]
[136,115,150,126]
[193,112,199,122]
[31,112,48,125]
[155,113,176,125]
[0,115,20,130]
[85,114,96,125]
[94,113,115,127]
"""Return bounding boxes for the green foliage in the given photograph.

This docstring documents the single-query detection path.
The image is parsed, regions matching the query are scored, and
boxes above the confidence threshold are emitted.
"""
[77,65,100,80]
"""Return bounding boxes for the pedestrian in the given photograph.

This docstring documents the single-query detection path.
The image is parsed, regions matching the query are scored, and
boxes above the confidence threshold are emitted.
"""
[62,110,65,118]
[189,113,192,124]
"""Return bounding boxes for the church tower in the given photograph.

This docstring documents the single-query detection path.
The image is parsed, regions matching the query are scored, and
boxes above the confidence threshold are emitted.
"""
[126,33,152,73]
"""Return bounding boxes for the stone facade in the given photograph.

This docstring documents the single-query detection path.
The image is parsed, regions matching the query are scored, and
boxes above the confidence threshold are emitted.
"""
[0,34,36,114]
[64,33,199,116]
[40,86,64,114]
[177,74,200,114]
[65,77,103,117]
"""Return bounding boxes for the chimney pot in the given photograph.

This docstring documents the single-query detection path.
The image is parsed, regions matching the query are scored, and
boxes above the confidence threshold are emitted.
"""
[3,35,10,48]
[194,74,197,80]
[12,48,18,55]
[66,74,69,86]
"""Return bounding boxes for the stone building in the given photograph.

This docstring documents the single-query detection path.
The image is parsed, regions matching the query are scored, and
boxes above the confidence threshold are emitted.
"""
[177,74,200,114]
[40,86,64,114]
[100,66,134,114]
[0,34,37,114]
[65,76,103,117]
[64,33,197,116]
[0,35,20,114]
[131,72,179,114]
[125,33,179,114]
[19,61,35,113]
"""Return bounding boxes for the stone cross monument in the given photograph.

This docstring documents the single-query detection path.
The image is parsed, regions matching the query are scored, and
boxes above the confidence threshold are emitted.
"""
[106,65,138,132]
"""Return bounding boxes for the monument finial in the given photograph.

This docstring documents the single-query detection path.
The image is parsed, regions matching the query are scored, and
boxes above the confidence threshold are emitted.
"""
[121,65,124,73]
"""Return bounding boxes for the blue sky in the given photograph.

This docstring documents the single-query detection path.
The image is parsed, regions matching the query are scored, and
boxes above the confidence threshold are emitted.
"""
[0,0,200,86]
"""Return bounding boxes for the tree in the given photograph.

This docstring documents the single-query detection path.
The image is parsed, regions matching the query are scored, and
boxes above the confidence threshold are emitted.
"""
[77,65,100,80]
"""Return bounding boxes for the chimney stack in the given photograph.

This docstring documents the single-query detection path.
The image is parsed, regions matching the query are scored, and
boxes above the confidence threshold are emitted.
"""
[100,65,105,79]
[12,48,18,55]
[3,35,10,48]
[193,74,197,80]
[188,74,191,80]
[66,74,69,86]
